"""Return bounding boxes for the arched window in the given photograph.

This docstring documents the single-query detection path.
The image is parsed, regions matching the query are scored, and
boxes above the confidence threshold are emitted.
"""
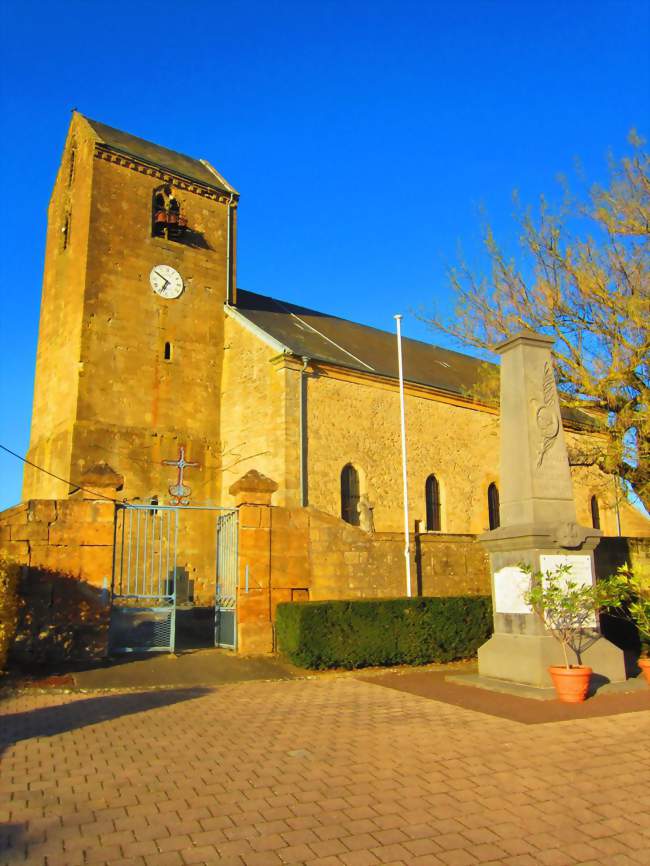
[488,483,500,530]
[340,464,360,526]
[425,474,441,531]
[590,495,601,530]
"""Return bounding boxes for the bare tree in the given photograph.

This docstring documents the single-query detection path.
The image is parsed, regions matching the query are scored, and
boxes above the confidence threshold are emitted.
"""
[428,135,649,512]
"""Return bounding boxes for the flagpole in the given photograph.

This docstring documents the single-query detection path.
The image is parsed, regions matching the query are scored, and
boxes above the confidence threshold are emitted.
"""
[394,314,412,597]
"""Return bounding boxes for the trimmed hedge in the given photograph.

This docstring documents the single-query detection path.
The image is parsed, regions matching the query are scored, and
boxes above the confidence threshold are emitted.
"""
[276,596,492,670]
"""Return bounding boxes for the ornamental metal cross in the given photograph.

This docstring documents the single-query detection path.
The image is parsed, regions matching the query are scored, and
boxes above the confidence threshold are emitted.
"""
[162,446,200,505]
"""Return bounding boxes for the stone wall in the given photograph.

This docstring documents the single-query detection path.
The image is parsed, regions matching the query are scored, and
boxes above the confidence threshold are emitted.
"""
[2,483,647,659]
[233,471,650,654]
[306,367,649,537]
[232,472,492,653]
[219,326,649,537]
[0,499,114,661]
[306,508,490,599]
[306,370,499,534]
[220,317,301,506]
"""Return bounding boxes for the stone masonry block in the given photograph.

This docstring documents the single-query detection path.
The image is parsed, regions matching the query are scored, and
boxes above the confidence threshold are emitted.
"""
[238,505,271,529]
[238,589,271,623]
[11,523,50,543]
[78,547,113,587]
[269,507,293,529]
[27,544,113,588]
[48,522,115,547]
[0,541,29,563]
[0,503,29,526]
[270,560,310,589]
[271,533,309,559]
[239,535,270,579]
[28,500,57,524]
[56,499,115,524]
[237,621,273,654]
[28,544,82,578]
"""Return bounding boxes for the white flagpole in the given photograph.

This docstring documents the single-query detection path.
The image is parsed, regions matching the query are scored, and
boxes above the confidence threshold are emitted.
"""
[394,314,412,597]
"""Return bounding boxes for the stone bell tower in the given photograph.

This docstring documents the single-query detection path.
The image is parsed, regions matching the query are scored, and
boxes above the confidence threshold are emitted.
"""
[24,113,239,505]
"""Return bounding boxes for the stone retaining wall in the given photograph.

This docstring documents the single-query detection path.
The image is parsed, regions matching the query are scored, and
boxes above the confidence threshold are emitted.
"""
[2,482,648,658]
[0,499,113,661]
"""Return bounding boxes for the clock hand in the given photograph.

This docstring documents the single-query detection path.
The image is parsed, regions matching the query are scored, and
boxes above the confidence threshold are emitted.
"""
[154,274,171,294]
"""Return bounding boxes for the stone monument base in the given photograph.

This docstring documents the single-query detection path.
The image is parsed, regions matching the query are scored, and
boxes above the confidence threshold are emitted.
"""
[478,632,627,688]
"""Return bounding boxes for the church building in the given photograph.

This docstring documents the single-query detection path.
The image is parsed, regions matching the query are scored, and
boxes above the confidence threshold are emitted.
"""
[23,113,647,537]
[3,113,647,656]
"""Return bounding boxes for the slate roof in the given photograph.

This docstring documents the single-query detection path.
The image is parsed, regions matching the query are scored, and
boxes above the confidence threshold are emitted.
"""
[231,289,597,429]
[82,115,237,194]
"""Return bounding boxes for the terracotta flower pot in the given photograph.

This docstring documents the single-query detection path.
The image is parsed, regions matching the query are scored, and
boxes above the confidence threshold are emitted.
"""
[638,658,650,685]
[548,665,592,703]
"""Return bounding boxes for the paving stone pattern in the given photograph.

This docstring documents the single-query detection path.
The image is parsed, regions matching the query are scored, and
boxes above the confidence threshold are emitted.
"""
[1,678,649,866]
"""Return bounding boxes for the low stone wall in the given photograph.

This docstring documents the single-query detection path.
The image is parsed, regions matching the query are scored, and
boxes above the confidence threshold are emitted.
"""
[306,508,490,600]
[596,536,650,652]
[232,474,492,653]
[4,481,646,659]
[595,535,650,578]
[0,499,114,662]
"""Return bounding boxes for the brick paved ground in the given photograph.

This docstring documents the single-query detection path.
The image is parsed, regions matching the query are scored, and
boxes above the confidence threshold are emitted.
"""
[1,677,649,866]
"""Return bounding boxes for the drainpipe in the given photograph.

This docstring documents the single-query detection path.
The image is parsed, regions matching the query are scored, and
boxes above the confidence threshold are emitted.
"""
[226,193,234,305]
[394,315,412,597]
[299,356,309,506]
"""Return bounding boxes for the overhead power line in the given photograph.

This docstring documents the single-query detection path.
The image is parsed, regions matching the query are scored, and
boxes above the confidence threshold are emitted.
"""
[0,443,122,503]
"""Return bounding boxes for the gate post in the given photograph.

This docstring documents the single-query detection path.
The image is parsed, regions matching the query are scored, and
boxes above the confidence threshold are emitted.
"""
[229,470,278,654]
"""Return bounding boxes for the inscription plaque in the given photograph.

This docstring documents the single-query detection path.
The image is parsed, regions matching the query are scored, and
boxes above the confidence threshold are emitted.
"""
[539,554,596,626]
[494,566,532,614]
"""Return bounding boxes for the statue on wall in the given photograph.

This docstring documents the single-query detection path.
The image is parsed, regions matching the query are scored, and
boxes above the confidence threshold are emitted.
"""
[357,494,375,533]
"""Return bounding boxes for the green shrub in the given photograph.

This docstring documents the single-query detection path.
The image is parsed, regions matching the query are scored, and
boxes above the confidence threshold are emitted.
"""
[276,596,492,669]
[0,558,20,672]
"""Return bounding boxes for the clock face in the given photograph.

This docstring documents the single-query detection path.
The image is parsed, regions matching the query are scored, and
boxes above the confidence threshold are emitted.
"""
[150,265,184,299]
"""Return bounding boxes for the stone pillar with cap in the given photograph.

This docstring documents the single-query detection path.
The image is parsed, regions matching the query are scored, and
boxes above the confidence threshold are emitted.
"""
[71,462,124,500]
[478,330,626,686]
[229,469,279,654]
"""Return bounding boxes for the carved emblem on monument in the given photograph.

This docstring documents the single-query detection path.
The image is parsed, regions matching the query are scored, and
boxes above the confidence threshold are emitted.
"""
[534,362,560,467]
[162,446,200,505]
[550,521,592,549]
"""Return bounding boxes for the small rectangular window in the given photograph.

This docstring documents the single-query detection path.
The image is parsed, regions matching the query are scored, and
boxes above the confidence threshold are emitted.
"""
[62,214,70,250]
[164,341,172,361]
[68,149,76,187]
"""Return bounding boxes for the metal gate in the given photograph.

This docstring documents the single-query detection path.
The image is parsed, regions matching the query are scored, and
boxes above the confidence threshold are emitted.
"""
[215,510,238,648]
[109,503,179,653]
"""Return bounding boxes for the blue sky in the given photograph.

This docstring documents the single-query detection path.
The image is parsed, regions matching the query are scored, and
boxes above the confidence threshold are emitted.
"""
[0,0,648,510]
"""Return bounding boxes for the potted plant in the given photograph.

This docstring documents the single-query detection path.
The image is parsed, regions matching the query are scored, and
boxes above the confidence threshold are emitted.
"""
[524,564,624,703]
[608,564,650,684]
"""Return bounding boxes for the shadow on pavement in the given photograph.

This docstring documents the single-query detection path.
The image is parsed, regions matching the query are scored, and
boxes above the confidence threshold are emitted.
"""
[4,646,298,690]
[0,687,211,753]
